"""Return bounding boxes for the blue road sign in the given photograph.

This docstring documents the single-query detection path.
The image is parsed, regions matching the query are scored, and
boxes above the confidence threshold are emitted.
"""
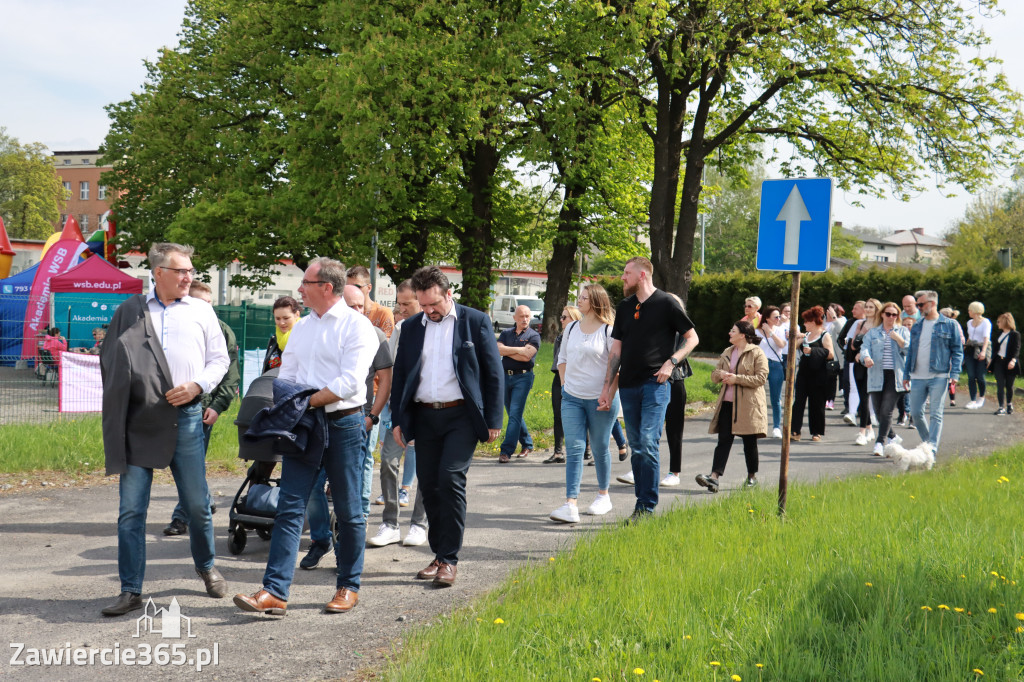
[756,178,833,272]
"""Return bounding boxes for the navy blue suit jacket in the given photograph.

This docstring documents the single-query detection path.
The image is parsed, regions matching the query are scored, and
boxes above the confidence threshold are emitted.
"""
[390,304,504,443]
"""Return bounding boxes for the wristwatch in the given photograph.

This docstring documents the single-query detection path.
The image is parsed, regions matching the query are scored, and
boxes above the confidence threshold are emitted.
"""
[368,413,380,425]
[669,357,680,366]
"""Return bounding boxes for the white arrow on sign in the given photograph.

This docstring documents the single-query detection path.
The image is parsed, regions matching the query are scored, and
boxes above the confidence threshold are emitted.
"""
[777,185,811,265]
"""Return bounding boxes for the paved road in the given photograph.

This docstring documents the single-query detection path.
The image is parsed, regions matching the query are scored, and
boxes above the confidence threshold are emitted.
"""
[2,400,1023,680]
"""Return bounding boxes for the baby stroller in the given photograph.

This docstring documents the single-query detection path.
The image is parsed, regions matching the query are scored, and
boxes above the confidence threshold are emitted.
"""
[227,368,283,555]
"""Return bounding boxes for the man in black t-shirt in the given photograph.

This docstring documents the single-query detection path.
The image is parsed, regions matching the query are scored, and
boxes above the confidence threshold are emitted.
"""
[599,257,699,521]
[496,305,542,463]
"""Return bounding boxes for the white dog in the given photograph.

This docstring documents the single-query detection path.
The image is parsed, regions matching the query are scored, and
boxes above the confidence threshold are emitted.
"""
[883,442,935,472]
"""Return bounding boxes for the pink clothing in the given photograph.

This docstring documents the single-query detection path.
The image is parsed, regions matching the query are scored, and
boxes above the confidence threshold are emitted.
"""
[43,336,67,361]
[723,346,740,402]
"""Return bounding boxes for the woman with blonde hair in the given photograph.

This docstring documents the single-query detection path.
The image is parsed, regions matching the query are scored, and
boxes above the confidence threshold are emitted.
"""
[990,313,1020,415]
[859,301,909,456]
[963,301,990,409]
[544,306,582,464]
[550,284,619,522]
[848,298,882,445]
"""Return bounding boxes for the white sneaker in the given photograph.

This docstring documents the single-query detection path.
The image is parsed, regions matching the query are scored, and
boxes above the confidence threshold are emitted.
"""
[616,470,635,485]
[367,523,401,547]
[866,428,876,442]
[870,415,878,427]
[549,503,580,524]
[855,433,868,446]
[872,442,884,456]
[661,473,680,486]
[402,524,427,546]
[887,433,903,446]
[586,494,613,516]
[772,427,783,439]
[843,413,856,426]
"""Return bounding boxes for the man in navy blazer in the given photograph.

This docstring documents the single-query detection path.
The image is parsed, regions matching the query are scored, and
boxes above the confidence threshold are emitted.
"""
[390,266,503,586]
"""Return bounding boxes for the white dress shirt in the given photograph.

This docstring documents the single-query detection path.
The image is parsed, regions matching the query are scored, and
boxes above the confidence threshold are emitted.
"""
[278,299,379,412]
[145,292,228,393]
[414,305,464,403]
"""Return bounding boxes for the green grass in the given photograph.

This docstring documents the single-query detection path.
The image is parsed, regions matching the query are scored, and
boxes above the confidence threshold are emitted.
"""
[382,447,1024,681]
[1,347,719,472]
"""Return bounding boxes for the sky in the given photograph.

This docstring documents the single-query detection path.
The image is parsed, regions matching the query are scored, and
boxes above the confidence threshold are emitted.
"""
[1,0,1021,238]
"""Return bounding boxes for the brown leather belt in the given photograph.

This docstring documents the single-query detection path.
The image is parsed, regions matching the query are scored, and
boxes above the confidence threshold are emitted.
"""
[329,406,363,417]
[415,399,465,410]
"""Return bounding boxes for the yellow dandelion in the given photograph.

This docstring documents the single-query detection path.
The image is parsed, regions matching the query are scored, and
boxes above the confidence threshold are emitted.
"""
[922,606,933,611]
[973,669,984,676]
[989,608,998,614]
[999,475,1009,482]
[810,495,816,499]
[1016,613,1024,621]
[592,678,601,682]
[710,661,721,667]
[633,668,644,675]
[955,607,965,613]
[1016,626,1024,633]
[476,618,483,622]
[748,509,754,514]
[962,574,967,578]
[494,618,505,624]
[991,571,1000,577]
[938,604,950,610]
[731,676,742,681]
[910,495,916,499]
[865,582,873,587]
[684,635,692,640]
[876,474,882,478]
[997,479,1004,484]
[549,557,555,562]
[756,664,764,669]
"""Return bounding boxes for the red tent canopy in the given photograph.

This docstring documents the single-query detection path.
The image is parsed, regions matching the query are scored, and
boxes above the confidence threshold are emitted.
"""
[50,256,143,294]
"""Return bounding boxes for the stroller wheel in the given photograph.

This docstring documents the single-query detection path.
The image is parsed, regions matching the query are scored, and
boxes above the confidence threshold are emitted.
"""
[228,528,247,555]
[256,527,272,541]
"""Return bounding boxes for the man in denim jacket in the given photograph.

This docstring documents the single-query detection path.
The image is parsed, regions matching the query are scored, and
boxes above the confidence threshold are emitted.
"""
[904,290,964,454]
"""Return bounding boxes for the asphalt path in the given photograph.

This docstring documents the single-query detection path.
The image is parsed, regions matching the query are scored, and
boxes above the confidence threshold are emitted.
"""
[2,398,1023,680]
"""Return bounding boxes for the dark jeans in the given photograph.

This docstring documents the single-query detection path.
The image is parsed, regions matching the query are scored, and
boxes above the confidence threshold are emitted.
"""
[666,379,687,473]
[412,403,478,565]
[869,370,901,445]
[994,362,1017,408]
[853,363,870,428]
[500,371,535,456]
[170,421,215,525]
[711,401,758,477]
[791,369,826,436]
[965,355,987,401]
[551,373,564,453]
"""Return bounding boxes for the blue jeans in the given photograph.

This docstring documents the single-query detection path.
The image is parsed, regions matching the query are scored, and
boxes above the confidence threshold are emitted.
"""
[305,469,333,547]
[619,378,671,512]
[263,411,367,600]
[611,419,626,448]
[402,442,417,488]
[117,403,213,594]
[170,421,214,524]
[909,376,949,450]
[767,360,785,429]
[964,355,987,401]
[361,423,378,518]
[500,371,535,456]
[562,391,620,499]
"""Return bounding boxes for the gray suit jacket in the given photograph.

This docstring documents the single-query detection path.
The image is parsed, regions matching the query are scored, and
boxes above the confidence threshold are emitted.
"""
[100,294,180,475]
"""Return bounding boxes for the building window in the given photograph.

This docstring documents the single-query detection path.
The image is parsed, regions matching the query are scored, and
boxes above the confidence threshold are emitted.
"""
[98,185,107,200]
[63,159,70,165]
[80,214,89,230]
[60,214,66,226]
[62,181,71,192]
[874,255,888,262]
[81,158,90,165]
[80,181,89,200]
[877,245,886,250]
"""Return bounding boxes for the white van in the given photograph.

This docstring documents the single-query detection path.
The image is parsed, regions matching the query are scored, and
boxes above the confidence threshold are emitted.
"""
[490,295,543,333]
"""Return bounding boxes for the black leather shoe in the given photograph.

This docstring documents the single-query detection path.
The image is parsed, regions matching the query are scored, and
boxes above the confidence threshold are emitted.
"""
[542,452,565,464]
[163,519,187,536]
[196,566,227,598]
[101,592,142,617]
[300,542,332,570]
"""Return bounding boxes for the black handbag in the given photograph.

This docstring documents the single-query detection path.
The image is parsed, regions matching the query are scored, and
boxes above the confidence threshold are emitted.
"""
[826,359,842,376]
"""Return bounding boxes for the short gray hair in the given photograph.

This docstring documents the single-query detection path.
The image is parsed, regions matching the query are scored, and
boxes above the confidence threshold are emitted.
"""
[309,257,346,293]
[149,242,194,268]
[914,290,939,304]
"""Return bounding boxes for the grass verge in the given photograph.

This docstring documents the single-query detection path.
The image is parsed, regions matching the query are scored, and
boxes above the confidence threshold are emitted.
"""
[382,446,1024,681]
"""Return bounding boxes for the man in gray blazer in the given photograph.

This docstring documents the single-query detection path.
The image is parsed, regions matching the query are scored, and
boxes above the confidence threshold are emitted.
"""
[99,243,229,616]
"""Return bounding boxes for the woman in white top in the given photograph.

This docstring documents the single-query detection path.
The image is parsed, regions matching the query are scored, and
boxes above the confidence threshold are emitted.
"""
[549,283,620,524]
[756,305,787,438]
[963,301,991,409]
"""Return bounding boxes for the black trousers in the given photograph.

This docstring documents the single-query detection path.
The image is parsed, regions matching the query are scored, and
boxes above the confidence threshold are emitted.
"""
[411,403,479,565]
[551,373,564,453]
[666,379,687,473]
[853,363,870,428]
[869,370,900,445]
[791,369,827,436]
[711,401,758,477]
[994,362,1017,408]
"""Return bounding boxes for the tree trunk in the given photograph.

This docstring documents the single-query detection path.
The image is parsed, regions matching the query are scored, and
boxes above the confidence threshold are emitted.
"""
[458,138,500,311]
[541,183,585,342]
[664,148,705,302]
[647,64,685,296]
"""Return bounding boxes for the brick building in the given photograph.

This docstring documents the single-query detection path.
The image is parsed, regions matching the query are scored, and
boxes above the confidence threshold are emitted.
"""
[52,150,112,233]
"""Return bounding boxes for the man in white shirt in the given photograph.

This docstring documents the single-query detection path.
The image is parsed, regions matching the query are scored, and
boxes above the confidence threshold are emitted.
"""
[100,243,229,616]
[233,257,378,616]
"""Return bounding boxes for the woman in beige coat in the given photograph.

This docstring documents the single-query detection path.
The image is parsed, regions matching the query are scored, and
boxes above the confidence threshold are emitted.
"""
[696,320,768,493]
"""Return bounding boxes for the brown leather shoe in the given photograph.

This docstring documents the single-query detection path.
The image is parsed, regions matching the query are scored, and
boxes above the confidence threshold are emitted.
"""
[517,448,533,458]
[325,587,359,613]
[433,562,457,587]
[416,559,442,580]
[196,566,227,598]
[233,589,287,615]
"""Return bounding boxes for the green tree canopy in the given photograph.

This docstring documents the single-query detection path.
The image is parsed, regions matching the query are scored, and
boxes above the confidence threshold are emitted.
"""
[944,167,1024,271]
[0,128,65,240]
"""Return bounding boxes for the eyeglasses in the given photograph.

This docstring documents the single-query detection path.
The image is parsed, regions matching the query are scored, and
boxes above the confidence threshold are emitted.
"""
[883,312,899,318]
[634,302,641,320]
[916,300,927,307]
[301,279,327,286]
[159,267,197,278]
[744,303,755,308]
[560,315,569,320]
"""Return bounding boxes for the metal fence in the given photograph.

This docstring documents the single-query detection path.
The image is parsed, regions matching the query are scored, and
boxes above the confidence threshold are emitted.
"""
[0,301,276,424]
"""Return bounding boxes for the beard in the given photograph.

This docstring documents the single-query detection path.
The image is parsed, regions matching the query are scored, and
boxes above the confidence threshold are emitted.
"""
[623,281,638,298]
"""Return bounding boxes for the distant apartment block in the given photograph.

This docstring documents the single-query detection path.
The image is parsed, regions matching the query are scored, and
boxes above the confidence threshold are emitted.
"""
[52,150,112,233]
[846,226,949,265]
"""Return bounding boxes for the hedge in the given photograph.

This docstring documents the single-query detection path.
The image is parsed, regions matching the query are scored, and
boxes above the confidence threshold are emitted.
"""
[592,267,1024,343]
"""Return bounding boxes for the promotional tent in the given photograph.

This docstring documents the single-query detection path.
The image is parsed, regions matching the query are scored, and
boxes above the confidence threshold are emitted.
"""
[50,257,143,349]
[0,263,39,365]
